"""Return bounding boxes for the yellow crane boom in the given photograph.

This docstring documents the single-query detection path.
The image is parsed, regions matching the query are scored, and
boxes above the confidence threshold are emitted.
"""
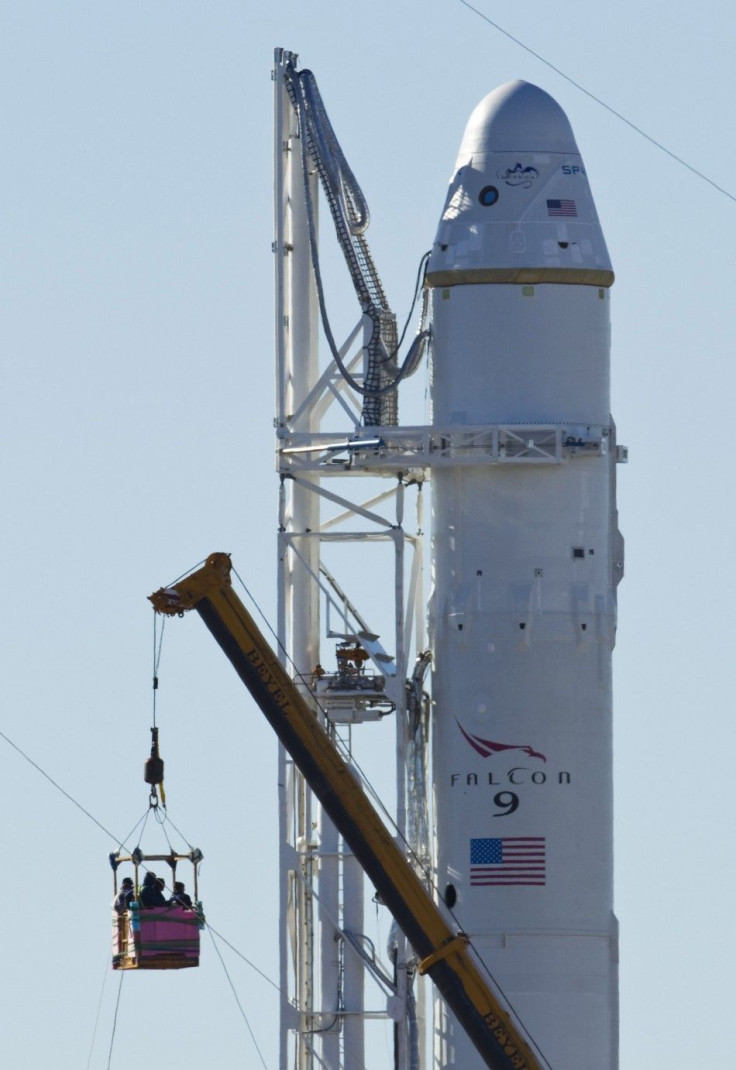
[149,552,542,1070]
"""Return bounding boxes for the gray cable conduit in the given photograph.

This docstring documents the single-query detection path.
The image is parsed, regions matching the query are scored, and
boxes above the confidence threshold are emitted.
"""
[285,63,429,410]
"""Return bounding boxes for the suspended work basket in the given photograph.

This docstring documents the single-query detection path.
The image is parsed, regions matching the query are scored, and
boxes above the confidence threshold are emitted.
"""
[110,847,204,971]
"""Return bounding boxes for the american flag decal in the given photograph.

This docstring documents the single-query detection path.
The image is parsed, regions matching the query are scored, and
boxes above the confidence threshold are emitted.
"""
[470,837,546,886]
[546,198,577,217]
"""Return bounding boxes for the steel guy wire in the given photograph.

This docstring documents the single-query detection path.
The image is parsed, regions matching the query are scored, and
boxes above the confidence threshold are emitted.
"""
[105,971,124,1070]
[86,949,111,1070]
[459,0,736,204]
[208,928,271,1070]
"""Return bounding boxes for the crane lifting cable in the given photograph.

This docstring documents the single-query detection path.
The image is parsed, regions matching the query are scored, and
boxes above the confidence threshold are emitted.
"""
[145,612,166,808]
[284,60,429,426]
[106,612,205,971]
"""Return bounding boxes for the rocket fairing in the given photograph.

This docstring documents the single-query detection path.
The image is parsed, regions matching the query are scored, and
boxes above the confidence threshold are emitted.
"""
[427,82,623,1069]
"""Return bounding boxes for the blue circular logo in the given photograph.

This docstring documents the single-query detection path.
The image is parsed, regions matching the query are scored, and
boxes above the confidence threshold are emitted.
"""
[479,185,499,207]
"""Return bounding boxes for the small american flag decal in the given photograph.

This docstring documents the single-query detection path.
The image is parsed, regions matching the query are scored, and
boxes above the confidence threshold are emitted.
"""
[470,837,546,886]
[547,199,577,217]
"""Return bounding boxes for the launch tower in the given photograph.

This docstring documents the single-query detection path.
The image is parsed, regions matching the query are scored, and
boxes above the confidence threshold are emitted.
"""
[272,50,625,1070]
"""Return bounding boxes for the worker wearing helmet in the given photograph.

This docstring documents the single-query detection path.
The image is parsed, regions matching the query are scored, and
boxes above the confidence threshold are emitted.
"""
[113,877,135,915]
[139,870,167,907]
[169,881,193,909]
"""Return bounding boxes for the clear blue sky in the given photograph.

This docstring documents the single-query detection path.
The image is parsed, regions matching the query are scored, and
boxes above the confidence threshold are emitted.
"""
[2,2,734,1067]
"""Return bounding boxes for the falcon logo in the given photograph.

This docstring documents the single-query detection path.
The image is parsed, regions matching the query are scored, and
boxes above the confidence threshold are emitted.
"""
[456,718,546,763]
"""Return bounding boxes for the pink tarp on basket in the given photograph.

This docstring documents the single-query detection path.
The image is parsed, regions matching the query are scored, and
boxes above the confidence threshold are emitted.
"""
[113,905,200,969]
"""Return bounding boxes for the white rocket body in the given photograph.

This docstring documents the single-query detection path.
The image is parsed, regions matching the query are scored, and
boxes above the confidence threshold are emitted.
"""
[427,82,622,1068]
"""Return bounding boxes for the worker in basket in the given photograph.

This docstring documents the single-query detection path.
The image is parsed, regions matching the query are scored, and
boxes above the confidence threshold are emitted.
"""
[113,877,135,915]
[139,870,167,907]
[169,881,193,908]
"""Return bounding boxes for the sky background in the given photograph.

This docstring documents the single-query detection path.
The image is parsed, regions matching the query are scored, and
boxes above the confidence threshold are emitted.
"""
[2,2,735,1067]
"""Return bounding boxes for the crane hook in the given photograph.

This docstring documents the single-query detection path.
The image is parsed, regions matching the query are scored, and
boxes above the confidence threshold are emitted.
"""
[144,726,166,808]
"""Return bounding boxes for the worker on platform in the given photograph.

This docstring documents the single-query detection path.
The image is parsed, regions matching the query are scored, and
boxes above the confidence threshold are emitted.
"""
[169,881,193,909]
[113,876,135,914]
[139,870,167,907]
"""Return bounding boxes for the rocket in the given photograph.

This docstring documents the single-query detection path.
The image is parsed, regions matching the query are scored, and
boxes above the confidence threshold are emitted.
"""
[426,81,623,1068]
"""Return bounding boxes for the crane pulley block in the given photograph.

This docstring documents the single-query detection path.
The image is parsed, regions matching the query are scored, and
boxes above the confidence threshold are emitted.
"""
[144,726,166,807]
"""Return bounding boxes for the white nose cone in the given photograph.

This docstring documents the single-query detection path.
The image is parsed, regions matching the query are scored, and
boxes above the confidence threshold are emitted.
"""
[458,79,578,154]
[427,80,613,286]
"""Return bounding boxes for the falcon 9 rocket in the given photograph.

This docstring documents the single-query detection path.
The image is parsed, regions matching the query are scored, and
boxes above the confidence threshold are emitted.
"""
[426,81,624,1069]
